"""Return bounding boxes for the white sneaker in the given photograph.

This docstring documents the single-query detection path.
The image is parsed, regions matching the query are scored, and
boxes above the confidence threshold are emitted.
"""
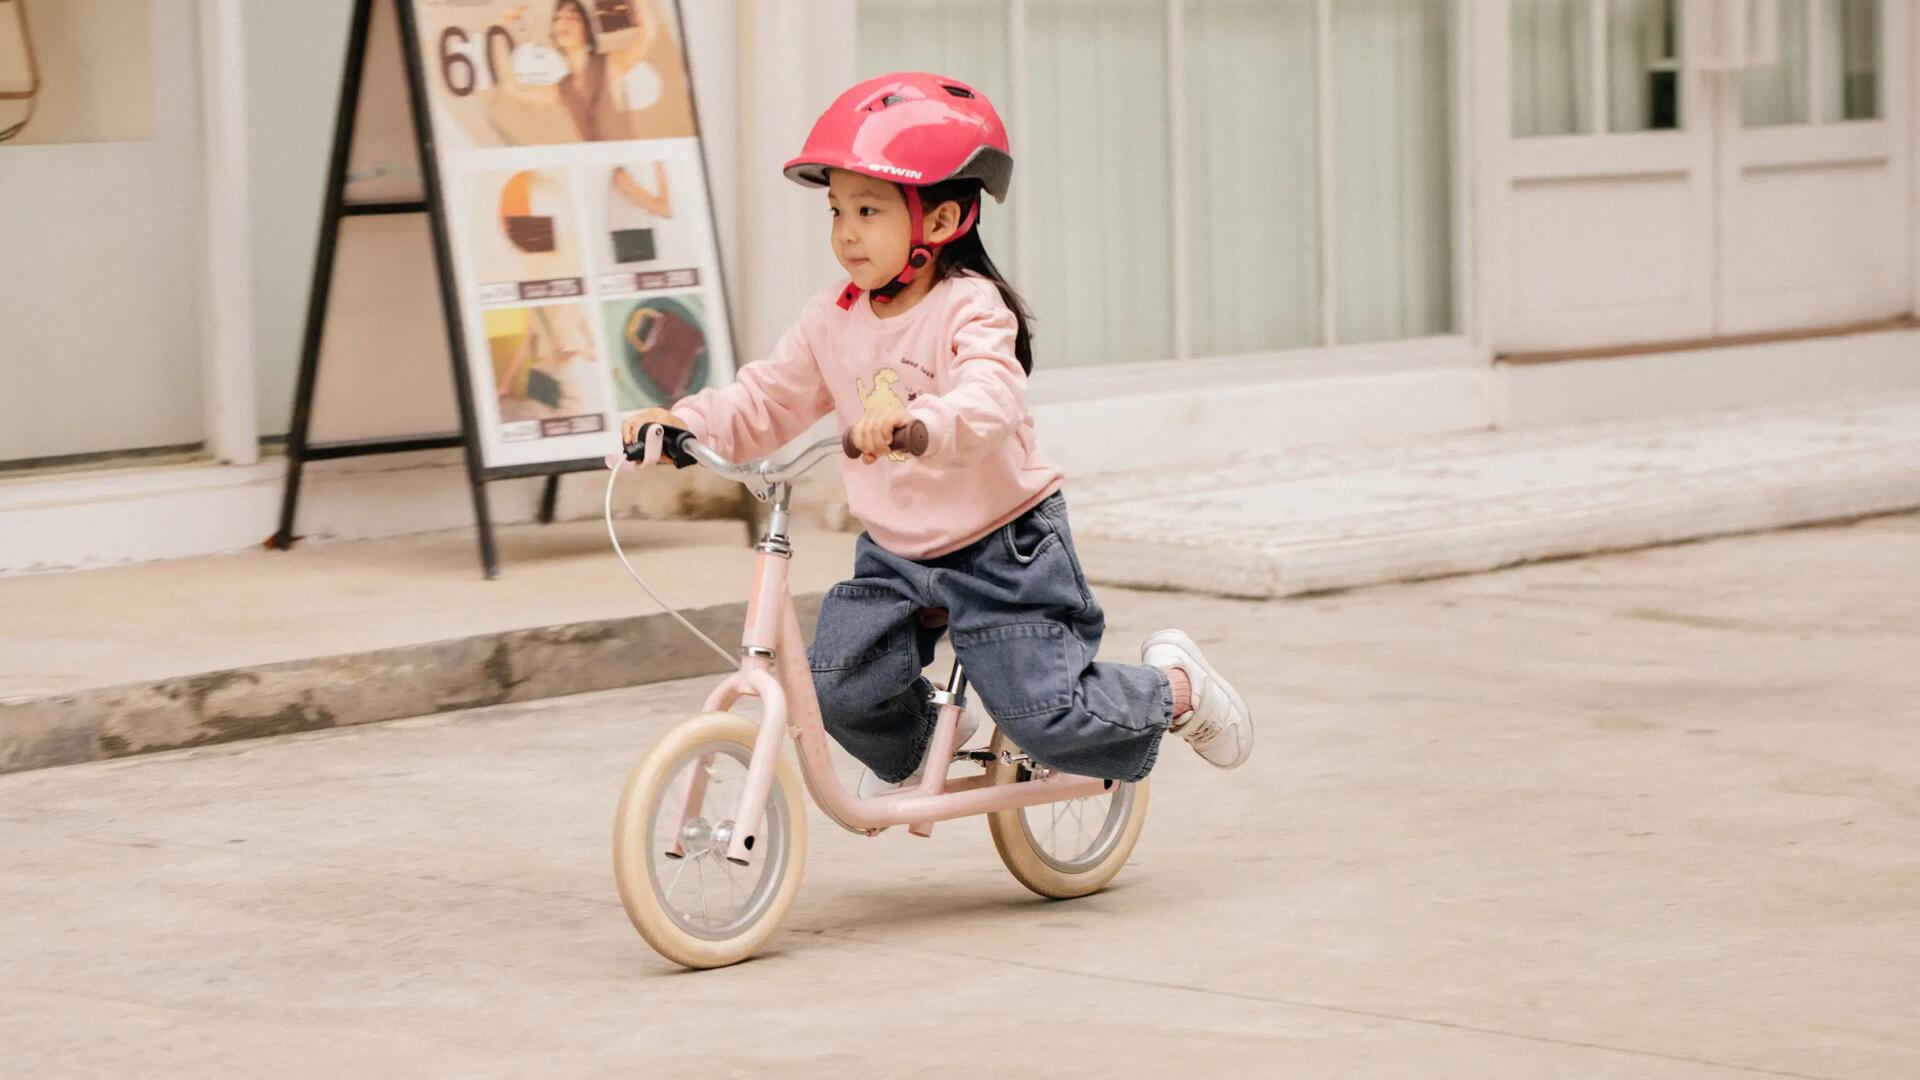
[1142,629,1253,769]
[856,695,986,797]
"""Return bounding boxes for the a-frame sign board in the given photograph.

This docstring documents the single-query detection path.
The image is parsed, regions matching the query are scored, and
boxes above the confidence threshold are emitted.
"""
[274,0,742,578]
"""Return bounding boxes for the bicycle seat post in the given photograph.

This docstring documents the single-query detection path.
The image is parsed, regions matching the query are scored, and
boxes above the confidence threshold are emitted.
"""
[944,658,969,707]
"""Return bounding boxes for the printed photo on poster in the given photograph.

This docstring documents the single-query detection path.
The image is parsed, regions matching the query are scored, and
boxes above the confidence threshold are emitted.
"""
[413,0,695,151]
[604,294,709,411]
[469,167,586,303]
[587,157,706,295]
[486,303,611,440]
[395,0,736,470]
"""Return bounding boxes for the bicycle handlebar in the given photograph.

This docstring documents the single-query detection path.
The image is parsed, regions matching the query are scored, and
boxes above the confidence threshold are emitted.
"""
[841,420,929,460]
[621,423,847,489]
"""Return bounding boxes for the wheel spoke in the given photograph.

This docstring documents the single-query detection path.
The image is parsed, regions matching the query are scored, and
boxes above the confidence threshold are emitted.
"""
[1017,781,1132,875]
[696,853,712,927]
[665,853,692,900]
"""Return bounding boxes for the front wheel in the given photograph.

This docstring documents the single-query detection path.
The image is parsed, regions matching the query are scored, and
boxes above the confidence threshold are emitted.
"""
[612,712,807,969]
[985,729,1150,899]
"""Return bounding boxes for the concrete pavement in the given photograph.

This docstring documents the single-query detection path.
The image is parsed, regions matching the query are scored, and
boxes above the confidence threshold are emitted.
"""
[3,515,1916,1077]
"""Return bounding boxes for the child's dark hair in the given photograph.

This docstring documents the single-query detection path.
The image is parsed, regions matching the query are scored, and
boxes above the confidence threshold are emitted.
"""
[918,179,1035,374]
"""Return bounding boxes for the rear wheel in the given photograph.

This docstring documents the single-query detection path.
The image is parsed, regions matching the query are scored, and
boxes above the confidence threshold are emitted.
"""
[985,728,1149,899]
[612,713,807,969]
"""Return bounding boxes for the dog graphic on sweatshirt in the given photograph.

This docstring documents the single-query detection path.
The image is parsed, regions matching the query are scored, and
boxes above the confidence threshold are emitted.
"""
[856,368,911,461]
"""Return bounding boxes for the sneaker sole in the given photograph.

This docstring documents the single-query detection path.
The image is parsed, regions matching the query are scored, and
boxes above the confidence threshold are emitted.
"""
[1143,629,1253,768]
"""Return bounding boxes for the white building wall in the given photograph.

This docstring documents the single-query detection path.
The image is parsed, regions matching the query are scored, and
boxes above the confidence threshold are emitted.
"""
[5,1,1917,575]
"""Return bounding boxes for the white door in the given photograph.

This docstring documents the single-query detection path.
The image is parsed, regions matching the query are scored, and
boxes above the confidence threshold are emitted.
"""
[0,0,206,463]
[1490,0,1717,351]
[1488,0,1910,353]
[1714,0,1909,334]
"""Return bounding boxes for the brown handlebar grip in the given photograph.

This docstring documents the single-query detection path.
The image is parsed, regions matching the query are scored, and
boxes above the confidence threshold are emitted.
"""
[842,419,930,460]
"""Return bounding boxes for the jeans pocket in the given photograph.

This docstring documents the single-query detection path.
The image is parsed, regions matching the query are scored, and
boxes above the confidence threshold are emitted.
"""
[954,621,1075,719]
[1001,504,1062,566]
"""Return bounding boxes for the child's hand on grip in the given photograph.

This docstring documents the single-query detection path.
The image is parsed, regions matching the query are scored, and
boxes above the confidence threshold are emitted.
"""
[621,408,687,461]
[850,406,912,464]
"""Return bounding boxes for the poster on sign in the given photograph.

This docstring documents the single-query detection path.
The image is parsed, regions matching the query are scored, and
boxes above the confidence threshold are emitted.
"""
[410,0,734,468]
[277,0,741,576]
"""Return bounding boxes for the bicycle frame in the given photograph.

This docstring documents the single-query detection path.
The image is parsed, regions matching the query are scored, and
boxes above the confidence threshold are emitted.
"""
[684,485,1110,866]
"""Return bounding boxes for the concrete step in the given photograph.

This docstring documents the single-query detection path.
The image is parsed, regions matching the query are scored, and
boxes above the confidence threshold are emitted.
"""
[1,519,850,774]
[1068,395,1920,599]
[9,393,1918,774]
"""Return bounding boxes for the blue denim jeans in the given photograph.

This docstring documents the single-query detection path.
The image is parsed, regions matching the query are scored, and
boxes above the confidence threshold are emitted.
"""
[807,492,1173,784]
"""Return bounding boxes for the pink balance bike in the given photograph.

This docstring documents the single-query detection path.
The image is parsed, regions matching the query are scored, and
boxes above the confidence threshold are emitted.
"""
[605,423,1150,969]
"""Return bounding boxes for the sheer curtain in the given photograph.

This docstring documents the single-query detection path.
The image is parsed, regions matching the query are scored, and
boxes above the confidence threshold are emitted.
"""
[859,0,1458,365]
[856,0,1014,262]
[1745,0,1881,126]
[1023,0,1173,367]
[1609,0,1679,132]
[1744,0,1812,126]
[1512,0,1680,136]
[1333,0,1454,343]
[1512,0,1594,136]
[1819,0,1878,121]
[859,0,1170,368]
[1183,0,1319,355]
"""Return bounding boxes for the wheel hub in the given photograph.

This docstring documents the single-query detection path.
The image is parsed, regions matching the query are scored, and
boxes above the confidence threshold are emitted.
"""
[676,816,739,858]
[678,816,713,855]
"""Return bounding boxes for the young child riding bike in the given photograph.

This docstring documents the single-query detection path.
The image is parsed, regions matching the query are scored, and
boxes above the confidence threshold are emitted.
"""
[622,72,1253,793]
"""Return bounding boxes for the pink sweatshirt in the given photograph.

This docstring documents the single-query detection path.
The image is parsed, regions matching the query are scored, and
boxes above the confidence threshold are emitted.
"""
[673,274,1063,560]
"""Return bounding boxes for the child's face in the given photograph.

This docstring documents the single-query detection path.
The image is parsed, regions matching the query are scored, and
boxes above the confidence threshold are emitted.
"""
[827,171,915,292]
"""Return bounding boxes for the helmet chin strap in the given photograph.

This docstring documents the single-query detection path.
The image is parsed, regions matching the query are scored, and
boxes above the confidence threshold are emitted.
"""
[836,186,981,310]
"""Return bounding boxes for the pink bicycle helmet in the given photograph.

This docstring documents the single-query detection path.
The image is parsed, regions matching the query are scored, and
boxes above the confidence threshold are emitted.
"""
[784,72,1014,305]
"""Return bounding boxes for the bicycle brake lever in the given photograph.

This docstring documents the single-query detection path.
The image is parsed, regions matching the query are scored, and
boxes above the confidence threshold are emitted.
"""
[623,423,698,469]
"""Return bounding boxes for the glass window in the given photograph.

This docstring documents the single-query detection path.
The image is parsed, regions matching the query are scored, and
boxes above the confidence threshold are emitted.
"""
[1184,0,1319,355]
[1608,0,1680,132]
[1023,0,1173,367]
[1512,0,1594,137]
[1819,0,1878,121]
[855,0,1014,263]
[1334,0,1455,342]
[856,0,1459,365]
[0,0,155,146]
[1744,0,1812,126]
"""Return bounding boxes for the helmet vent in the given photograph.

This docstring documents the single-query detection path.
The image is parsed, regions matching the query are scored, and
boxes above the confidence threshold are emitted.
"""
[942,84,975,99]
[878,94,907,108]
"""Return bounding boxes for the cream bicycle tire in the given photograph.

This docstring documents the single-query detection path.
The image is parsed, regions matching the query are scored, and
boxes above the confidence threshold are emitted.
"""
[985,729,1149,900]
[613,713,807,969]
